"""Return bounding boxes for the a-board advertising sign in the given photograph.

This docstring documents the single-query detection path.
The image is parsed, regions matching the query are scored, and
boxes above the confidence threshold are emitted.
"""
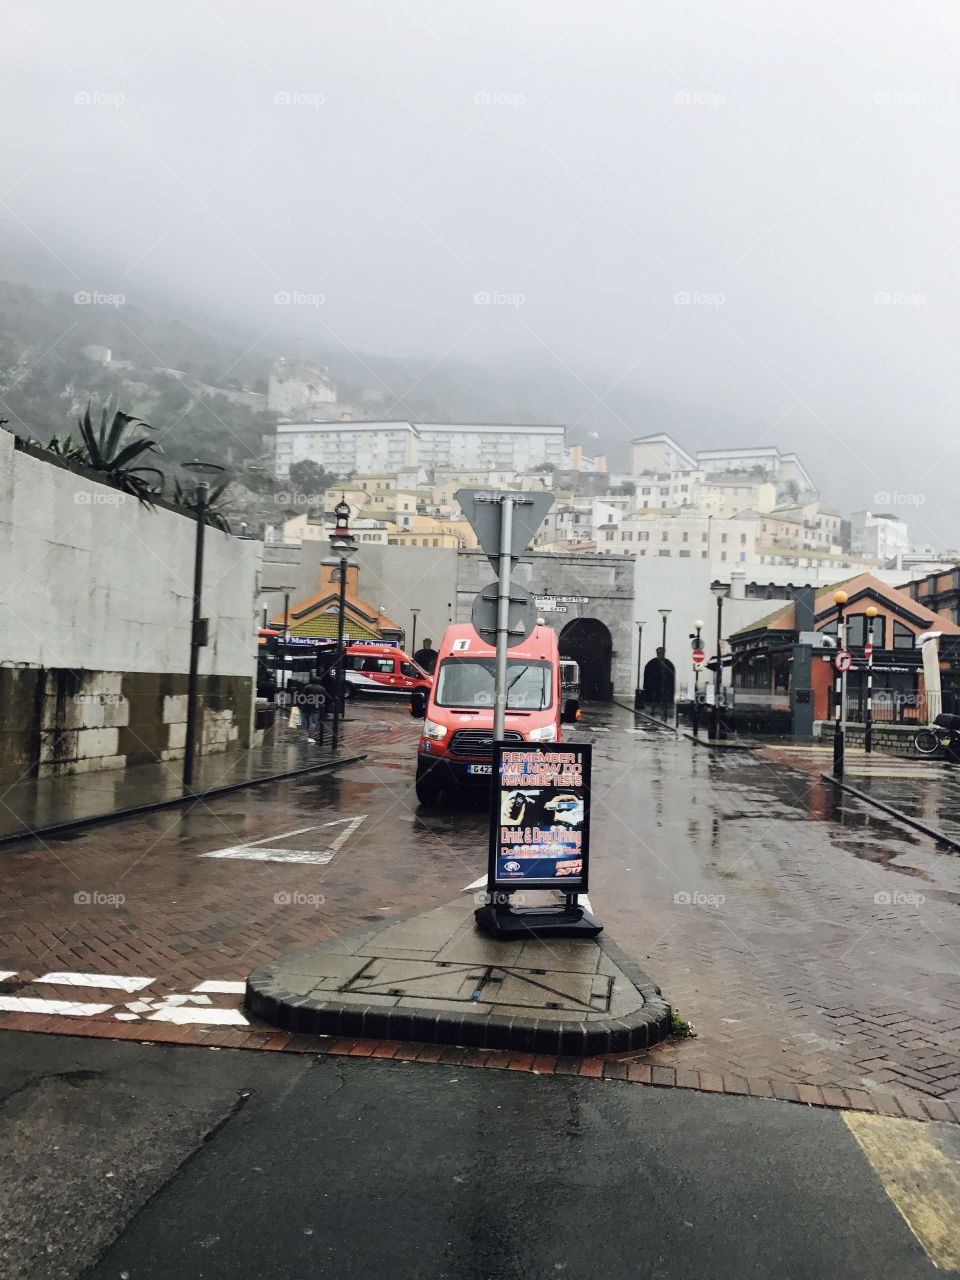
[488,742,591,891]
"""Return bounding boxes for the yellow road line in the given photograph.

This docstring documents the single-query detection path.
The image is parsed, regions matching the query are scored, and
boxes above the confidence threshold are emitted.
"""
[844,1111,960,1270]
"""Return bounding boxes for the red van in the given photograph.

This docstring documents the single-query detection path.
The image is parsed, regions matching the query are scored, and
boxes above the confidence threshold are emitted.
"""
[343,643,433,699]
[410,623,579,805]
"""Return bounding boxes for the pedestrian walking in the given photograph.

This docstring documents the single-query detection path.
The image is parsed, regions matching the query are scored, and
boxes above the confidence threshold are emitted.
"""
[300,674,327,743]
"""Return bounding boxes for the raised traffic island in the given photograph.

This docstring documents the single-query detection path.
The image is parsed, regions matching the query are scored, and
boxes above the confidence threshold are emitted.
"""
[245,896,671,1055]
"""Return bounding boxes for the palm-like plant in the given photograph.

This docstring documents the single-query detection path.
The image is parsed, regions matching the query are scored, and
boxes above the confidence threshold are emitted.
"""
[74,402,164,503]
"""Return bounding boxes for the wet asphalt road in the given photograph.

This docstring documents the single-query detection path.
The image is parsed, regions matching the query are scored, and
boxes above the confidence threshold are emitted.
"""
[0,1031,948,1280]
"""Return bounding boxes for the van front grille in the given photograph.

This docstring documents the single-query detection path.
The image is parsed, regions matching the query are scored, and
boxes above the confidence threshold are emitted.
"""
[448,728,523,759]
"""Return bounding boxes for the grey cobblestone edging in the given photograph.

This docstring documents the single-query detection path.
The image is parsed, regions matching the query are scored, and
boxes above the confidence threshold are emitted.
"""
[245,929,672,1057]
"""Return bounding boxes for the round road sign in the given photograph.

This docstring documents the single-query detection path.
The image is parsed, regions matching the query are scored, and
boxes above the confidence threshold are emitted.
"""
[692,648,706,666]
[834,650,853,673]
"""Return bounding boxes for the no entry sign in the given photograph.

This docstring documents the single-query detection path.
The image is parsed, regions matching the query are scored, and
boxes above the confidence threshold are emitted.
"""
[692,648,705,667]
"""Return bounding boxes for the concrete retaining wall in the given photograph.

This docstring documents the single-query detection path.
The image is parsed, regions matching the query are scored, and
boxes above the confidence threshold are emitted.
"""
[0,431,261,782]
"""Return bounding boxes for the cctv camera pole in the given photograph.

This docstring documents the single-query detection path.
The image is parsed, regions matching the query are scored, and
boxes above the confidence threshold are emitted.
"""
[183,482,210,789]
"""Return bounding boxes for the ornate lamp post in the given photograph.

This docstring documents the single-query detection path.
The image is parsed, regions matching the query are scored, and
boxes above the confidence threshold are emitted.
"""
[329,496,357,749]
[691,619,704,737]
[832,590,848,777]
[865,605,877,754]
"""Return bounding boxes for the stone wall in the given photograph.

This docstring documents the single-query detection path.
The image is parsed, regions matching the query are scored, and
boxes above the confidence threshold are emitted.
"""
[455,549,635,696]
[819,721,920,758]
[0,431,261,783]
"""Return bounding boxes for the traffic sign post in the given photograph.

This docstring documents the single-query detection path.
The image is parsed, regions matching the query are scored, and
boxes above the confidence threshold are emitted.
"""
[690,623,705,737]
[456,489,601,940]
[831,593,848,778]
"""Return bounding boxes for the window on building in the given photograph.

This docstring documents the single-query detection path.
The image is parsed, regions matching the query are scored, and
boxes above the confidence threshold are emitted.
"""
[740,534,747,545]
[893,621,914,649]
[679,549,690,558]
[721,532,728,544]
[605,530,615,542]
[658,549,671,557]
[662,531,668,542]
[638,531,649,542]
[682,531,688,542]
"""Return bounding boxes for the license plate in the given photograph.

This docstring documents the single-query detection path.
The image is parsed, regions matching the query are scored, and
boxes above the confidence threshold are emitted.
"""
[467,764,493,775]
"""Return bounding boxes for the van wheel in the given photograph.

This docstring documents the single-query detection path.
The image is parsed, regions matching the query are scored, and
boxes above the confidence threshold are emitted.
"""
[415,764,443,807]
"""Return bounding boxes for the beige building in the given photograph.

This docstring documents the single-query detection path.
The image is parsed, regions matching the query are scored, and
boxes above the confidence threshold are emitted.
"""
[598,511,758,563]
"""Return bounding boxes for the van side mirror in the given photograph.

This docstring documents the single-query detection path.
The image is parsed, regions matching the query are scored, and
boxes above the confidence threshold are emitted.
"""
[410,690,427,719]
[562,698,580,724]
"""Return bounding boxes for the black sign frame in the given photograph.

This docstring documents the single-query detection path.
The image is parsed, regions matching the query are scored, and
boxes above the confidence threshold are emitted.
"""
[487,741,591,893]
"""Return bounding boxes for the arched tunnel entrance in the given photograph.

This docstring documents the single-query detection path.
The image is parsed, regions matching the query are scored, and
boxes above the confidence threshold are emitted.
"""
[559,617,613,701]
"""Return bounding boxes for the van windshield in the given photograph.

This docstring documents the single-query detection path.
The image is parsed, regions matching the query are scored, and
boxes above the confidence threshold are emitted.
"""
[435,658,553,710]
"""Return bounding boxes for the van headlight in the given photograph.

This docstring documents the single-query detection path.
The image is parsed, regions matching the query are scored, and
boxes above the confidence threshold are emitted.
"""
[423,719,448,740]
[528,723,557,742]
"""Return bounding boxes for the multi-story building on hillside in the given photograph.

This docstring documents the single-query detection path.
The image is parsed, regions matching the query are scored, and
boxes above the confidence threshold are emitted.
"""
[597,511,758,562]
[274,420,564,477]
[850,510,910,564]
[629,433,818,505]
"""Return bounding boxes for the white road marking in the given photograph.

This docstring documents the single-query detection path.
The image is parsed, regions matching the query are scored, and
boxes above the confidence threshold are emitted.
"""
[147,1005,249,1026]
[114,1012,140,1021]
[192,980,246,994]
[202,816,367,864]
[0,996,113,1016]
[36,972,153,992]
[0,971,17,982]
[461,875,487,892]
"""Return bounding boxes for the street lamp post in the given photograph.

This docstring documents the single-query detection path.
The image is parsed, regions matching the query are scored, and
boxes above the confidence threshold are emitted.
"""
[709,589,725,741]
[183,481,210,789]
[634,620,646,710]
[410,607,421,655]
[329,496,357,750]
[658,608,671,720]
[832,590,848,777]
[865,605,877,755]
[691,619,704,737]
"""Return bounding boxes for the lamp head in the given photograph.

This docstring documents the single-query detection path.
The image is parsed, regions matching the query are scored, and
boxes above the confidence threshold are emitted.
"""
[833,590,848,606]
[865,606,878,618]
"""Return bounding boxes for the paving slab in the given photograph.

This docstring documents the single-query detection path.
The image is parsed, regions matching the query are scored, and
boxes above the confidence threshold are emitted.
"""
[246,895,671,1055]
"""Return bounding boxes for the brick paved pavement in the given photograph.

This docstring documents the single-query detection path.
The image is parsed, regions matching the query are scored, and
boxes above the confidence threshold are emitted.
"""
[2,702,959,1108]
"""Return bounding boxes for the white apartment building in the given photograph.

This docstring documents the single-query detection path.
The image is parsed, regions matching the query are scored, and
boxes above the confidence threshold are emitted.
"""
[598,511,758,563]
[850,510,910,563]
[629,434,818,504]
[274,420,564,477]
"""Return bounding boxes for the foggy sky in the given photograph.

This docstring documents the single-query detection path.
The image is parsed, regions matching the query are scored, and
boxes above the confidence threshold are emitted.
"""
[2,1,959,546]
